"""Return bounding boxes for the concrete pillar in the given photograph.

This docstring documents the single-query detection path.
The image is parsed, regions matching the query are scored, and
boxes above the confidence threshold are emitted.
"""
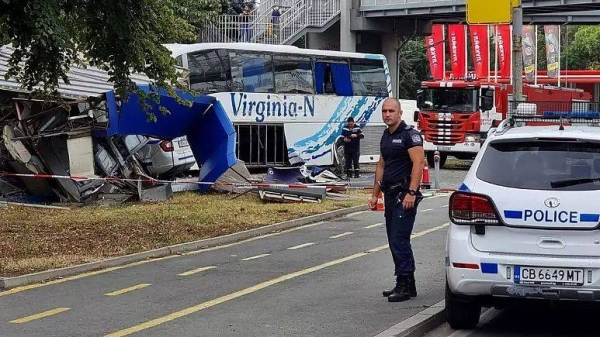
[340,0,356,52]
[381,33,399,97]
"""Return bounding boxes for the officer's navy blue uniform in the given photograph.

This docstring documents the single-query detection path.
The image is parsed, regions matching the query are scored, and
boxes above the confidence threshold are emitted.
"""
[342,124,364,178]
[379,121,424,280]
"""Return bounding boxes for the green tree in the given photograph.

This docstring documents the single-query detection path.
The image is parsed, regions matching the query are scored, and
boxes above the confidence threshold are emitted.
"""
[397,39,429,99]
[0,0,223,112]
[562,26,600,70]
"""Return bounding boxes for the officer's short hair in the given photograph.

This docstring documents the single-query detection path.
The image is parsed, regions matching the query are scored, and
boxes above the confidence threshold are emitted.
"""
[384,97,403,111]
[347,117,354,122]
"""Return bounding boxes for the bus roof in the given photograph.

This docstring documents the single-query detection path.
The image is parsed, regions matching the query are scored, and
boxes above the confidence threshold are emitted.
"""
[163,43,387,61]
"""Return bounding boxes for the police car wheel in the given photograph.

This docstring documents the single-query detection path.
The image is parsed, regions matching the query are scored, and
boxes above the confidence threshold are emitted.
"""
[445,282,480,330]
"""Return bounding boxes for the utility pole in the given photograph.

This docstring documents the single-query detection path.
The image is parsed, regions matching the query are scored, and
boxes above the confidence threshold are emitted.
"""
[512,2,524,101]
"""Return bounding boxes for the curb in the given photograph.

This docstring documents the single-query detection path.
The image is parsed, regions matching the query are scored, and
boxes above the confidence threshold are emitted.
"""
[0,204,369,290]
[373,300,446,337]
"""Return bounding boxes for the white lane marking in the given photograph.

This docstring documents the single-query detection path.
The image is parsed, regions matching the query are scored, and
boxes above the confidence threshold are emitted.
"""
[420,208,434,212]
[365,223,384,229]
[242,254,271,261]
[288,243,315,250]
[329,232,354,239]
[442,204,449,208]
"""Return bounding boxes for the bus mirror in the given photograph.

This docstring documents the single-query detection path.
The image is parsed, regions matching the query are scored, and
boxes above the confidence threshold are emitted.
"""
[413,110,419,122]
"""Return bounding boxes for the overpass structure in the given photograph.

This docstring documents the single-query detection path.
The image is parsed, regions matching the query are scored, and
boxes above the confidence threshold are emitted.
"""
[199,0,600,95]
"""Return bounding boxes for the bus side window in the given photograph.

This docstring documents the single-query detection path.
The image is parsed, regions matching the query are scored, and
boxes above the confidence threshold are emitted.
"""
[230,51,275,93]
[315,61,352,96]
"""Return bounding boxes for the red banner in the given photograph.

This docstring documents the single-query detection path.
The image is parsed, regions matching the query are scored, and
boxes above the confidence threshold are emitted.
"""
[425,24,445,80]
[448,24,467,79]
[469,25,489,79]
[496,25,511,78]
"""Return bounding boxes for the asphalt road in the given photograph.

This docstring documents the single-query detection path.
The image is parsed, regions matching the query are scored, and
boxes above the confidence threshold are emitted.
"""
[0,194,451,337]
[426,302,600,337]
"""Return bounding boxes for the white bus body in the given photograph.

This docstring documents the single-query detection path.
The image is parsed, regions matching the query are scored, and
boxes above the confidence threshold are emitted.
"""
[165,43,392,168]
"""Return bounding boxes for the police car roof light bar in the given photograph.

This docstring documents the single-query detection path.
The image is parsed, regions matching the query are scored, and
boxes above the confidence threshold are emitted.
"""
[506,100,600,129]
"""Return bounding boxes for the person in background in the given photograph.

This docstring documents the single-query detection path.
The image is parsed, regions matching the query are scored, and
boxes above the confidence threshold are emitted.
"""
[270,5,280,38]
[369,97,424,303]
[342,117,364,179]
[239,6,251,42]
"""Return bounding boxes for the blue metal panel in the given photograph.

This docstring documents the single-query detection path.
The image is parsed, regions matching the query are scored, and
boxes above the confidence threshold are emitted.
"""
[103,85,237,193]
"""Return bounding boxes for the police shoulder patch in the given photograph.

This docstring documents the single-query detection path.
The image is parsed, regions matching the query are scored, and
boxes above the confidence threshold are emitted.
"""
[411,133,423,144]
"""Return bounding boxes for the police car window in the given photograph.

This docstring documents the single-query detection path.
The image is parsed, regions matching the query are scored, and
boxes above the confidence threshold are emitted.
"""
[476,141,600,191]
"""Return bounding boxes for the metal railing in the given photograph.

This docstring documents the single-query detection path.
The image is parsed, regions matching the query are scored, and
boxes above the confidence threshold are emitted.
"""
[199,0,340,45]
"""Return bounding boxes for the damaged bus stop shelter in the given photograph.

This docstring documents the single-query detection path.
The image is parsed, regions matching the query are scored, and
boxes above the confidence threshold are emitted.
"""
[0,77,236,204]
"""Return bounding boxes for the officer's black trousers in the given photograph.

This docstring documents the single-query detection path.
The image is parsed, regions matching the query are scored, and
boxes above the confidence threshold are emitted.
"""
[344,151,359,171]
[384,190,418,276]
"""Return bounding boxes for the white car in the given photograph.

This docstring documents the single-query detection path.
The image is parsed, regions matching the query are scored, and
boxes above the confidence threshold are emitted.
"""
[446,113,600,329]
[124,135,196,178]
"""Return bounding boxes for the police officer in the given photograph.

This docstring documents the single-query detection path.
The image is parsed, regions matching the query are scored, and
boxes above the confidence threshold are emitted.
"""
[342,117,364,178]
[369,97,425,302]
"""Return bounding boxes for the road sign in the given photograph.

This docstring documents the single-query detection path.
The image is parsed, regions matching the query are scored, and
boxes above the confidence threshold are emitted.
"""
[467,0,513,24]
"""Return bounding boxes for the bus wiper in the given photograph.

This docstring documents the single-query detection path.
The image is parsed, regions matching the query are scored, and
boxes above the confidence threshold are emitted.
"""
[550,177,600,188]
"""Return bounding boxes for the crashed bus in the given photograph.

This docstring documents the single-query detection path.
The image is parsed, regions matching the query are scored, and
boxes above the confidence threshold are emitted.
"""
[164,43,393,170]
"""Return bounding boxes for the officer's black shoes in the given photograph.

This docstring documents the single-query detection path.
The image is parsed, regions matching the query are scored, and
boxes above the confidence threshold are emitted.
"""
[354,170,360,178]
[387,275,411,302]
[408,273,417,298]
[382,286,396,297]
[384,274,417,299]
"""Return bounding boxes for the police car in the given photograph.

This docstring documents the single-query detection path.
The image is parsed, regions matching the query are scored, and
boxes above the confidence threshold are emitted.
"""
[446,106,600,329]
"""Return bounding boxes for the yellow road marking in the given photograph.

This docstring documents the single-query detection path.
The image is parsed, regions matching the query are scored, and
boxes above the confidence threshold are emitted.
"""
[178,266,216,277]
[0,219,331,297]
[287,243,315,250]
[329,232,354,239]
[242,253,271,261]
[104,223,449,337]
[0,258,170,298]
[364,222,384,229]
[10,307,70,324]
[105,284,151,296]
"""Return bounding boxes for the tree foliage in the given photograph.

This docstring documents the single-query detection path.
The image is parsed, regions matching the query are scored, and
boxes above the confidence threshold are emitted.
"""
[397,39,429,100]
[562,26,600,70]
[0,0,223,111]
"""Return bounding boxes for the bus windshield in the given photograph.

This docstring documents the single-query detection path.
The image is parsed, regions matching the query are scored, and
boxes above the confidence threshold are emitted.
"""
[422,88,478,112]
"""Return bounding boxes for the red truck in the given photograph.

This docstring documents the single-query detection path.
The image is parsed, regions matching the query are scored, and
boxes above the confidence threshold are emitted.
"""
[415,77,592,168]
